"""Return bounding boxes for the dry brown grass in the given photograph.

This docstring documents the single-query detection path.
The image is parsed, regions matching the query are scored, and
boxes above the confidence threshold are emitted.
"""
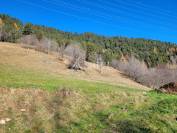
[0,42,149,90]
[0,88,91,132]
[0,87,147,132]
[0,88,52,132]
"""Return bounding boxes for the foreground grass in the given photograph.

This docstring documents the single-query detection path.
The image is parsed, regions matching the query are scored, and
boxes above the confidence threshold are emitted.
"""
[57,92,176,133]
[0,64,177,133]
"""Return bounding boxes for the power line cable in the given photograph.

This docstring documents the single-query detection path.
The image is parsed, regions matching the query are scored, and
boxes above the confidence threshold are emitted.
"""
[40,0,177,29]
[13,0,177,35]
[74,0,177,27]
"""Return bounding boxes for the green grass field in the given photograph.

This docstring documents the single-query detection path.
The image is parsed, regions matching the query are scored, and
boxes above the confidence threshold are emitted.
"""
[0,64,177,133]
[58,91,177,133]
[0,64,144,93]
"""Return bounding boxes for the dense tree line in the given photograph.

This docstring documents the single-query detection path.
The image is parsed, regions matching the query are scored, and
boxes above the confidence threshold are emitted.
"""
[0,14,177,67]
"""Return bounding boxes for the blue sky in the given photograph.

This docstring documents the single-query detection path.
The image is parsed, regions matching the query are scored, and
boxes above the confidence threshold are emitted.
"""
[0,0,177,43]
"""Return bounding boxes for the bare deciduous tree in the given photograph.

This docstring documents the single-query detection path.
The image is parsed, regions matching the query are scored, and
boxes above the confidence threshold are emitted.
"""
[65,45,86,70]
[170,56,177,65]
[96,54,103,73]
[0,18,3,41]
[39,37,53,54]
[57,39,70,60]
[0,28,2,41]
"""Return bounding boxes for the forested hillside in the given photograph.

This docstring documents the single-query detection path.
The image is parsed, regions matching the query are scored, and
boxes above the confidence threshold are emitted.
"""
[0,14,177,67]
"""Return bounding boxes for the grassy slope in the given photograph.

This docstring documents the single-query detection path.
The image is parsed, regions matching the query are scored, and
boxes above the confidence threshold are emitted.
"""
[0,43,177,133]
[0,64,143,94]
[0,42,148,90]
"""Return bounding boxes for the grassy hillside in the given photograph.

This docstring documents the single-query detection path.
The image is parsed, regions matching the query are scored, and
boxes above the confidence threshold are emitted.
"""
[0,43,177,133]
[0,42,147,89]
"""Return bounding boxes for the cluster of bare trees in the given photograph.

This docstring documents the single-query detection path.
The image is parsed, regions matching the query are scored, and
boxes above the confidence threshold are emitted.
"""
[141,68,177,88]
[19,35,86,70]
[19,35,57,53]
[19,35,58,53]
[19,35,40,47]
[112,57,177,89]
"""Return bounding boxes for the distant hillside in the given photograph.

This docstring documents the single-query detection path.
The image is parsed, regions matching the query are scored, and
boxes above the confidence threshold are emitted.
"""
[0,14,177,67]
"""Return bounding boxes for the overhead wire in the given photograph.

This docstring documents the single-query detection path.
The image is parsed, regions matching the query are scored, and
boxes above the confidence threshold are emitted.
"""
[13,0,177,34]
